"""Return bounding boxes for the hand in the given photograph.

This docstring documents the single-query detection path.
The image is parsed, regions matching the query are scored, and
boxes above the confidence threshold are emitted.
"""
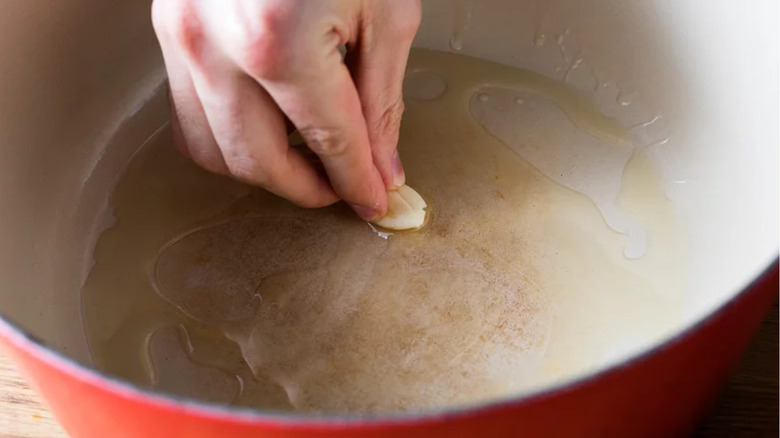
[151,0,421,219]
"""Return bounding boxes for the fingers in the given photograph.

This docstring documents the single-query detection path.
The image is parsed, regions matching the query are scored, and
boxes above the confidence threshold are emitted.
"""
[236,11,389,218]
[347,0,422,190]
[153,0,338,209]
[262,67,388,219]
[188,65,340,209]
[152,0,228,175]
[151,0,421,219]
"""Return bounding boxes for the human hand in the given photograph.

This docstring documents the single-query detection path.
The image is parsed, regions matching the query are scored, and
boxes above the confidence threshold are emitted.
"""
[151,0,421,219]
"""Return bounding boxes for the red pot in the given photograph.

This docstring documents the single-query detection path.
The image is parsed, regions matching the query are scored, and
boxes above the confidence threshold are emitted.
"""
[0,0,777,437]
[0,266,776,437]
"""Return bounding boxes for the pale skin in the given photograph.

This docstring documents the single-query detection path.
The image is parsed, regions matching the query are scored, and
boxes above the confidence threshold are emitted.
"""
[151,0,422,220]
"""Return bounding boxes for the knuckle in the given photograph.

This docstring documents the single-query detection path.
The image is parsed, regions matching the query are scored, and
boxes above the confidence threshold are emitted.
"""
[299,126,349,157]
[152,0,204,59]
[373,97,405,138]
[236,31,280,79]
[222,153,270,186]
[236,5,295,79]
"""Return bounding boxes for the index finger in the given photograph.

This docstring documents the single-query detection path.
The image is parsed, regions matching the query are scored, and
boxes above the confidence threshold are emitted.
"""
[265,65,388,220]
[227,5,388,220]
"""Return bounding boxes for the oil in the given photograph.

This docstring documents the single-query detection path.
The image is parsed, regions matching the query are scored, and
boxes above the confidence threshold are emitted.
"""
[82,49,683,414]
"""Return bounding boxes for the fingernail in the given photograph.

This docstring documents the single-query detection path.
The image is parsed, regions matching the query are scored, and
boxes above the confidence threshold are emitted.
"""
[392,150,406,188]
[351,204,379,221]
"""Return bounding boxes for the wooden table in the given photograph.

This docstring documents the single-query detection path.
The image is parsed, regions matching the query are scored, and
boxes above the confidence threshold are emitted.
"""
[1,303,777,438]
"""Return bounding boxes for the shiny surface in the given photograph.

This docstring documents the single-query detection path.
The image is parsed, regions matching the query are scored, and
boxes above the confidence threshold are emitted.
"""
[82,50,685,413]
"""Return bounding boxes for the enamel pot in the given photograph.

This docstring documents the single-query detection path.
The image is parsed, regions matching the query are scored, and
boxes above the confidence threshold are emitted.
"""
[0,0,777,437]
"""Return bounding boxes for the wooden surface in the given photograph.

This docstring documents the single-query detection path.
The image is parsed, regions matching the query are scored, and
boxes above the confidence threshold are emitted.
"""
[1,303,777,438]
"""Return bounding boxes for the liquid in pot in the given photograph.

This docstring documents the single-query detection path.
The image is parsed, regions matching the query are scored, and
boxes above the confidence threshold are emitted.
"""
[83,49,683,413]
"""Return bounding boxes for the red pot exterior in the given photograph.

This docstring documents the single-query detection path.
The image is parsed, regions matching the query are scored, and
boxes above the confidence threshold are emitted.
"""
[1,264,777,438]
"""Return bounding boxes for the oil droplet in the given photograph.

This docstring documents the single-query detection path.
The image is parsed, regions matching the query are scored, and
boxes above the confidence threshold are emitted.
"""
[515,98,525,105]
[367,223,393,240]
[404,71,448,101]
[617,89,636,107]
[253,281,264,302]
[623,225,647,260]
[631,114,661,129]
[477,93,490,102]
[563,58,583,83]
[449,34,464,52]
[450,0,473,52]
[533,32,546,47]
[555,28,572,63]
[556,28,571,46]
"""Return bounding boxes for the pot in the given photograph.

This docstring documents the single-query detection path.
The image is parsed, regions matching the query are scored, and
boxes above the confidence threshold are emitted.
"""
[0,0,777,437]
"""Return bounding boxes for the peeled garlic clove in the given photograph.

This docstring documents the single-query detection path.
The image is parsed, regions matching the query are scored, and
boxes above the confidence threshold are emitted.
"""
[371,185,428,231]
[396,185,426,211]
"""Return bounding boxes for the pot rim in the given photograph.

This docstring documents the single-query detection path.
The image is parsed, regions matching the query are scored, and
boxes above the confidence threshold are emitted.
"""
[0,257,777,427]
